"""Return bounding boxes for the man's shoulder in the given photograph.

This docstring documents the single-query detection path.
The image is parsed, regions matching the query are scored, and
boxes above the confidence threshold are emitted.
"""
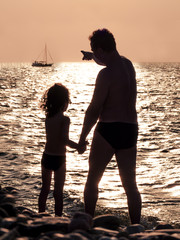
[121,56,135,74]
[97,67,111,81]
[121,55,133,65]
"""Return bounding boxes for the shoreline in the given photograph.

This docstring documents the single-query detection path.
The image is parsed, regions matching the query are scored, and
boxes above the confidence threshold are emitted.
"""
[0,186,180,240]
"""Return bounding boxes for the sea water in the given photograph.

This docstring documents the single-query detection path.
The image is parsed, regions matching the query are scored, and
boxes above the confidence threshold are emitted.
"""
[0,62,179,226]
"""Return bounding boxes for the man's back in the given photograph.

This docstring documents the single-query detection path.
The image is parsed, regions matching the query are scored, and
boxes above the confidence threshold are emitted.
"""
[99,56,137,123]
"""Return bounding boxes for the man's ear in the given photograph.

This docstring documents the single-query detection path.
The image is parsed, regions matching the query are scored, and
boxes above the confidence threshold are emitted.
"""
[97,48,103,55]
[95,48,104,59]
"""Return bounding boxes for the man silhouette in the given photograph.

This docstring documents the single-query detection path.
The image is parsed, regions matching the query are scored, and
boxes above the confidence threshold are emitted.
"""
[79,29,141,224]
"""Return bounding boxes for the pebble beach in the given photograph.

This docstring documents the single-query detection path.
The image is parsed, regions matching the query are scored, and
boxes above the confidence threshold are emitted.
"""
[0,186,180,240]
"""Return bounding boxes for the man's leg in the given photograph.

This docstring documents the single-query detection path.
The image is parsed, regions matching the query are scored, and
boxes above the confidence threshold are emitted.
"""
[115,146,141,224]
[84,131,114,217]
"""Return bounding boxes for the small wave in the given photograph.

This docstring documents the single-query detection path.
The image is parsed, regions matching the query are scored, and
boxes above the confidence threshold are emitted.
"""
[165,181,180,188]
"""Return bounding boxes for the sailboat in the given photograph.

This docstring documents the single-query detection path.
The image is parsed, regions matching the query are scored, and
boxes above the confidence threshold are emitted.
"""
[32,44,53,67]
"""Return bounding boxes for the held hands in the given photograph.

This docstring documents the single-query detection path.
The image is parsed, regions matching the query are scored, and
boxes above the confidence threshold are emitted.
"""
[77,140,88,154]
[81,51,93,61]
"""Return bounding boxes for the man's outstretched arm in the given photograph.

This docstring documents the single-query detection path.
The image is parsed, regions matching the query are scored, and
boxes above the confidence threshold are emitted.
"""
[81,50,105,66]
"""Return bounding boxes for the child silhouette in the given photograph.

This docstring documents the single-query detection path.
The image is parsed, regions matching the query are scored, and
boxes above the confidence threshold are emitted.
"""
[38,83,85,216]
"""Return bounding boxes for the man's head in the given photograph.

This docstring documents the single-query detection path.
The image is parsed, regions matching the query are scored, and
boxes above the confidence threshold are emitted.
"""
[89,29,116,52]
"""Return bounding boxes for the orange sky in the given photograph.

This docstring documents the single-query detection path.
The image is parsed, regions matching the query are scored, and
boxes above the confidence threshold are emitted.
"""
[0,0,180,62]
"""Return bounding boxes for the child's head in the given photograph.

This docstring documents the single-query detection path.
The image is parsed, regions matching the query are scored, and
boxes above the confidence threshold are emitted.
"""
[41,83,70,117]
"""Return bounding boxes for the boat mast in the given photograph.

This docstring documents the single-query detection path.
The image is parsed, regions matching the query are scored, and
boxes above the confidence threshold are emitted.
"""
[45,44,47,63]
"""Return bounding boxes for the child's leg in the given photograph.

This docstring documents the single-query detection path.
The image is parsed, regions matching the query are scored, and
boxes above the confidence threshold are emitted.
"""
[54,163,66,216]
[38,166,52,213]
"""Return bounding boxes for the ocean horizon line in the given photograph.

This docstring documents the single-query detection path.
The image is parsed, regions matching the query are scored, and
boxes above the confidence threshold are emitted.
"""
[0,61,180,65]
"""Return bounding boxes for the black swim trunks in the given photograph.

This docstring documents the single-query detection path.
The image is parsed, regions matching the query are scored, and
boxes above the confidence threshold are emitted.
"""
[41,152,65,171]
[96,122,138,149]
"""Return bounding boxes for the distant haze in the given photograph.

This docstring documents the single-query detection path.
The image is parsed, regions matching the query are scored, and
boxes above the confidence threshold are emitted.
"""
[1,0,180,62]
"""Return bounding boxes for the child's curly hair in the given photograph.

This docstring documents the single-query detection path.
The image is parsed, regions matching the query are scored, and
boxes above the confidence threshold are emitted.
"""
[40,83,70,117]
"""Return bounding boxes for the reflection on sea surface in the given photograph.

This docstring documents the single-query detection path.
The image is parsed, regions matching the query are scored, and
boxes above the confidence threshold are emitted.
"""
[0,62,179,225]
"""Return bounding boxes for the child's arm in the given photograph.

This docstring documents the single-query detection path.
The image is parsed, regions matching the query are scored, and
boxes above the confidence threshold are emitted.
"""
[63,116,87,151]
[63,116,77,149]
[67,139,78,149]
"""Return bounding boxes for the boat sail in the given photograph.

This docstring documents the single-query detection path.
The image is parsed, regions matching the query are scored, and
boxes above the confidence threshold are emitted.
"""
[32,44,53,67]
